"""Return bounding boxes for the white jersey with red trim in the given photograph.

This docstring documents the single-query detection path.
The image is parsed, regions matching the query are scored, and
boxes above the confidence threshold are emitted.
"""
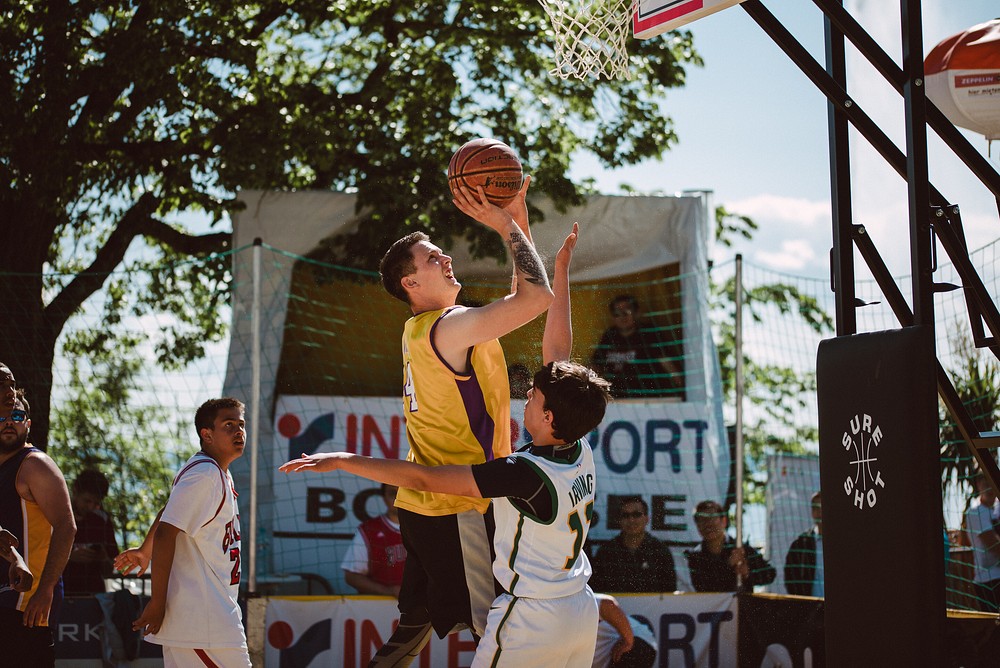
[146,452,246,649]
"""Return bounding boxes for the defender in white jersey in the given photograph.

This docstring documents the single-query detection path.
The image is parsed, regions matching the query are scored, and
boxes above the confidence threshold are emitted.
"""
[282,225,613,666]
[118,398,250,668]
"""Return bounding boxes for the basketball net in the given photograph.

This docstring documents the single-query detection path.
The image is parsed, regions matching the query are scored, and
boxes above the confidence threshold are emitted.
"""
[538,0,637,80]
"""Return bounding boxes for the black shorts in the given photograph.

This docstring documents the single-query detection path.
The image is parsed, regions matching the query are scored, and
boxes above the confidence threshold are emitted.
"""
[397,506,499,638]
[0,608,54,668]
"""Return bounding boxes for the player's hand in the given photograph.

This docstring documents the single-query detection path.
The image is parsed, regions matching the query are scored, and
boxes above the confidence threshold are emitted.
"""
[611,636,634,662]
[22,586,52,627]
[502,175,532,241]
[0,528,17,552]
[556,222,578,270]
[279,452,346,474]
[2,546,32,593]
[452,185,514,235]
[115,547,151,577]
[134,598,166,636]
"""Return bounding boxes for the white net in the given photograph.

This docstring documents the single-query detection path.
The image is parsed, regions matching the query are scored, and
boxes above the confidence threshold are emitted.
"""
[539,0,637,80]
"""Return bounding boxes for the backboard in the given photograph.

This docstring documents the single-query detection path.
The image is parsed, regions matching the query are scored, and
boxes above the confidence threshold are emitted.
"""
[634,0,747,39]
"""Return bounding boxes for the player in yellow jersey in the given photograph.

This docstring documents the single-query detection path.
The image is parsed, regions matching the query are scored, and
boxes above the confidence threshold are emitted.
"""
[371,177,553,664]
[0,389,76,668]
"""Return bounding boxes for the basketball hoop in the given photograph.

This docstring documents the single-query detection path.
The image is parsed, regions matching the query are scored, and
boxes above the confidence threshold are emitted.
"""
[538,0,637,81]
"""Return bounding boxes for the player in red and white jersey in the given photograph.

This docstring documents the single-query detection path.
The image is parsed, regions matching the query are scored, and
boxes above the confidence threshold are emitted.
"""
[116,397,250,668]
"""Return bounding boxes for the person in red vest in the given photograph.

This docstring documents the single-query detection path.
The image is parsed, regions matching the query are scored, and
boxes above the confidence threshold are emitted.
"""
[342,483,406,597]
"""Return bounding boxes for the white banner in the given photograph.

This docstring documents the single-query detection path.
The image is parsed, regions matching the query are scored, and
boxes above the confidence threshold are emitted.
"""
[263,593,737,667]
[270,395,729,594]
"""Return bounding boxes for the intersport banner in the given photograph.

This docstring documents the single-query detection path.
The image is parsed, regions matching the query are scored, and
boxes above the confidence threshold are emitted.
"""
[269,395,728,594]
[263,593,737,667]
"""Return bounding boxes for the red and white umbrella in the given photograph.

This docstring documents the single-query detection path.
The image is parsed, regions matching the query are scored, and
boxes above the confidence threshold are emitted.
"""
[925,19,1000,141]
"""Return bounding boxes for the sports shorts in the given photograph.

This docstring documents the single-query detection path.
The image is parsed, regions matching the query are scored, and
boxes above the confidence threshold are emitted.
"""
[472,586,599,667]
[397,506,498,638]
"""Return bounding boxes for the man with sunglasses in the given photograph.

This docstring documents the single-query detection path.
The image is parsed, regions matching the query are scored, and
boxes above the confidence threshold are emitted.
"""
[0,391,76,668]
[589,496,677,594]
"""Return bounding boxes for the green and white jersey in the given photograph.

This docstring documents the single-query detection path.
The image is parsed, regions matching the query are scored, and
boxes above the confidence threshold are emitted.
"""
[489,438,596,599]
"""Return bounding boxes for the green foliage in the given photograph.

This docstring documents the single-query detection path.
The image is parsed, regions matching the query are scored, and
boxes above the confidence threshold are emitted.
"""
[48,328,182,549]
[715,205,758,249]
[1,0,702,449]
[939,329,1000,501]
[712,213,835,503]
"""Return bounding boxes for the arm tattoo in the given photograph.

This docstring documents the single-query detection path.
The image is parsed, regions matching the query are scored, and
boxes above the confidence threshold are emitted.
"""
[508,228,549,287]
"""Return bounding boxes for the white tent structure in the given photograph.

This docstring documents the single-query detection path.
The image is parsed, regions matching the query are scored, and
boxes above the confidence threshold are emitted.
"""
[223,189,729,592]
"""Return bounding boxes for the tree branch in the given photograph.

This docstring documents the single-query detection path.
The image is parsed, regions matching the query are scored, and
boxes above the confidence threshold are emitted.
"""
[45,193,230,333]
[136,218,231,255]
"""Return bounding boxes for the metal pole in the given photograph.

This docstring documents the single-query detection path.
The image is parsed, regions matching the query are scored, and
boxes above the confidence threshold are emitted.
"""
[248,237,263,594]
[734,254,745,560]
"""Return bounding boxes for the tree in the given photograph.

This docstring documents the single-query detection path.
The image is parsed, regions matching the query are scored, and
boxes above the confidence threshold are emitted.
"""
[711,207,834,503]
[48,328,180,548]
[1,1,701,449]
[940,328,1000,503]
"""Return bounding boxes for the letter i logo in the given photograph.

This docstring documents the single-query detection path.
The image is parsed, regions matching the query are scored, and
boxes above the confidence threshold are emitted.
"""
[278,412,336,460]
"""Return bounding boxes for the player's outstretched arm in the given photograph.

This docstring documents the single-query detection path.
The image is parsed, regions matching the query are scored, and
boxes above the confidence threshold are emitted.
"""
[280,452,482,498]
[114,507,163,577]
[543,222,578,365]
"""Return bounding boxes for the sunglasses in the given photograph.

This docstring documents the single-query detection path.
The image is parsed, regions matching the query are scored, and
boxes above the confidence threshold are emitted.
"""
[620,510,645,519]
[0,410,27,424]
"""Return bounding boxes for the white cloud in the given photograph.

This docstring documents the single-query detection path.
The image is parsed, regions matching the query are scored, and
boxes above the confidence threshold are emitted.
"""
[725,194,831,228]
[754,239,818,271]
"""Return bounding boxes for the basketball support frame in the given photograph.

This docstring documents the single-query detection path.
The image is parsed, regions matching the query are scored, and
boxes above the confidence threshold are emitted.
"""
[740,0,1000,495]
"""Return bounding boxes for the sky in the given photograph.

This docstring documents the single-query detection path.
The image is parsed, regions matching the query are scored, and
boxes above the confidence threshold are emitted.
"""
[571,0,1000,281]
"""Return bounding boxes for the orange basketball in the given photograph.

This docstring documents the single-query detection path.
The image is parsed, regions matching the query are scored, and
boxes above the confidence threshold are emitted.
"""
[448,138,523,207]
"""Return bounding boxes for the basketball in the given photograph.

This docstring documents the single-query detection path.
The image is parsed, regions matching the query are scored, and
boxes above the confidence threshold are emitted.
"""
[448,138,523,207]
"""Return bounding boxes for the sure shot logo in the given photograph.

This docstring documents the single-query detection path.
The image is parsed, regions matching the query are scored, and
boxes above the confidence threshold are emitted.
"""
[841,412,885,510]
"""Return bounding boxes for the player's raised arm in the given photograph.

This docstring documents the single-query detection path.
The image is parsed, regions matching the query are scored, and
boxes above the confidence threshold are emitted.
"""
[543,222,579,365]
[442,183,552,353]
[280,452,482,499]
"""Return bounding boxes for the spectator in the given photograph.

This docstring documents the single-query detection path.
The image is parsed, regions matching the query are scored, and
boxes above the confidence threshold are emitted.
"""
[590,295,682,399]
[342,483,406,597]
[63,469,119,596]
[0,389,77,668]
[964,472,1000,612]
[784,491,823,597]
[593,593,657,668]
[686,500,774,593]
[590,496,676,593]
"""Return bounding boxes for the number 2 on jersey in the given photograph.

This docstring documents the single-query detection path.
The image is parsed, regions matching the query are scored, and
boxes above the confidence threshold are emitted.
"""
[564,500,594,570]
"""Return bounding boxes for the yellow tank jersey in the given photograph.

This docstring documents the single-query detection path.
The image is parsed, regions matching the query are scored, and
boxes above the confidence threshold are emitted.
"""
[396,306,511,515]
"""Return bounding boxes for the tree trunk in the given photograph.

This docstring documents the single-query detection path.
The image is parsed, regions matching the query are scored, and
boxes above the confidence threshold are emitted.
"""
[1,198,62,451]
